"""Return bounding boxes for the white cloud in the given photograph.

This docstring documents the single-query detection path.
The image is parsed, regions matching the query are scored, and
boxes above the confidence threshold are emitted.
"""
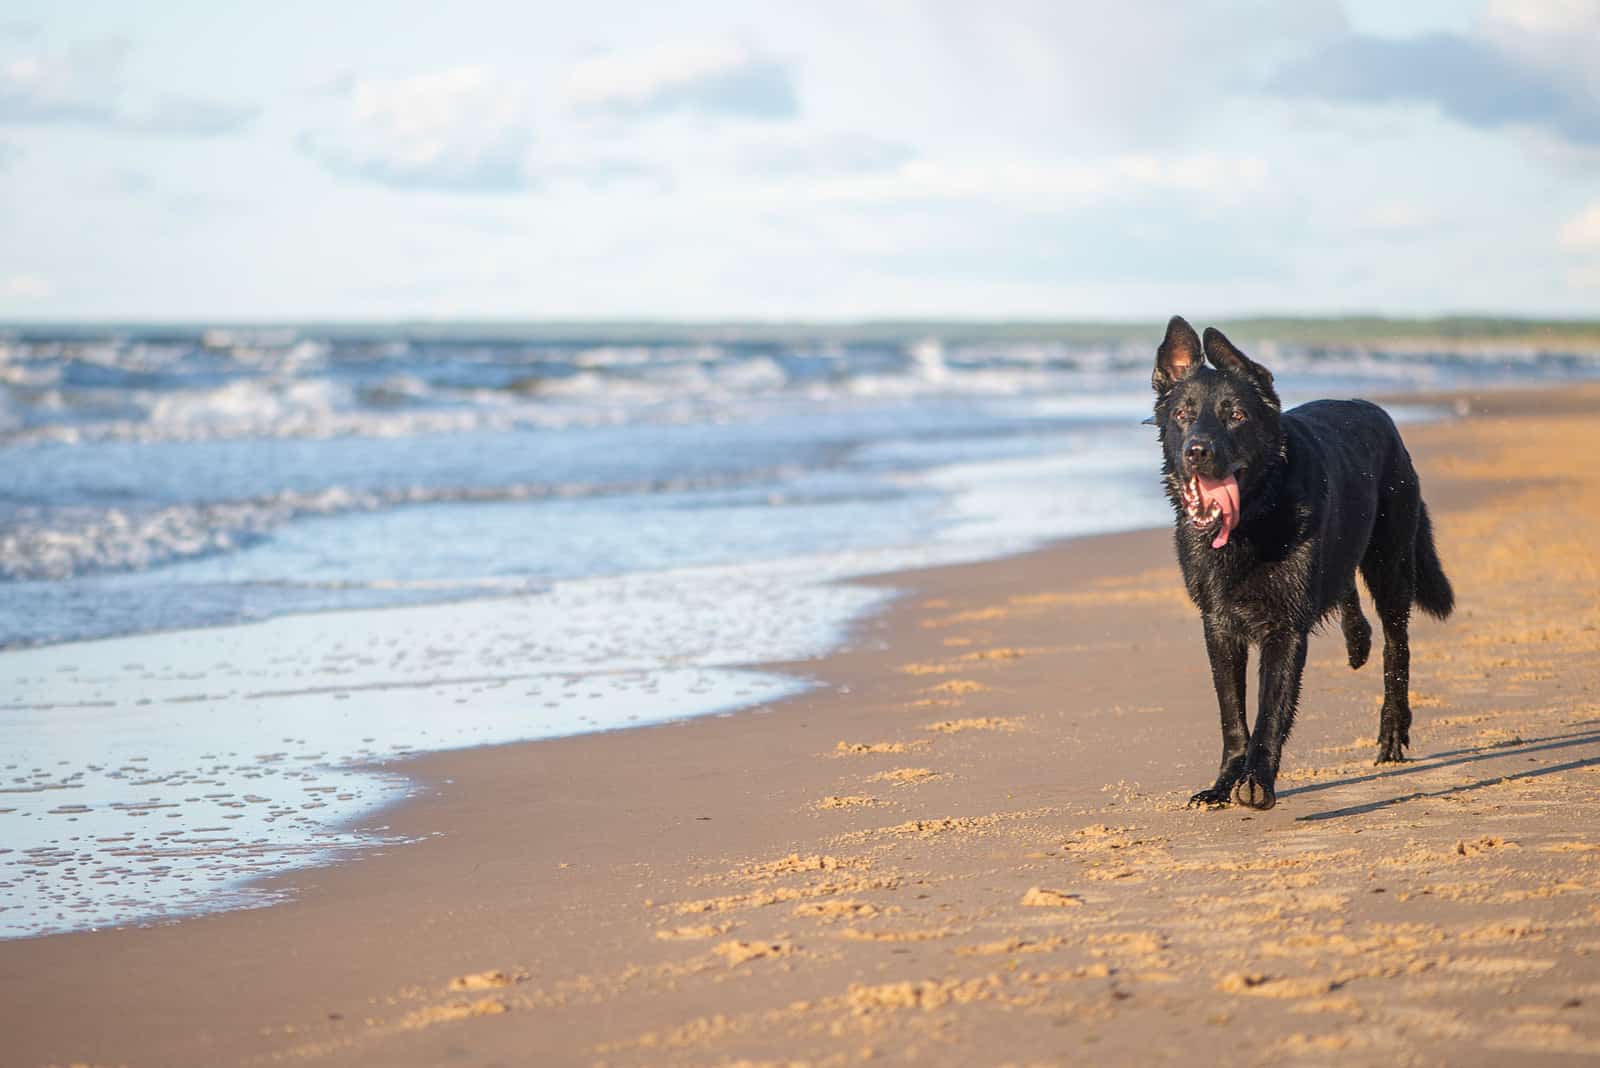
[1484,0,1600,34]
[0,36,124,123]
[1559,201,1600,249]
[300,66,672,193]
[566,40,796,120]
[1361,200,1439,235]
[0,36,254,136]
[1568,263,1600,290]
[785,153,1269,207]
[915,1,1345,149]
[1484,0,1600,84]
[1,274,52,298]
[123,95,259,137]
[1270,2,1600,151]
[300,67,537,192]
[1484,2,1600,148]
[734,129,913,177]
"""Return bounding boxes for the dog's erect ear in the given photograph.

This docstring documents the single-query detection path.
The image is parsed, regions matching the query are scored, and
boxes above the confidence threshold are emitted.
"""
[1203,327,1277,403]
[1152,315,1203,393]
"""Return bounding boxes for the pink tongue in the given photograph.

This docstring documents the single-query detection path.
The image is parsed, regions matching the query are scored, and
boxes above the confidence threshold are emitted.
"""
[1196,474,1240,549]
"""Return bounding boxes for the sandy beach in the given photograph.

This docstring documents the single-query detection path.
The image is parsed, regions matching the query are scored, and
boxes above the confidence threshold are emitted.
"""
[5,381,1600,1067]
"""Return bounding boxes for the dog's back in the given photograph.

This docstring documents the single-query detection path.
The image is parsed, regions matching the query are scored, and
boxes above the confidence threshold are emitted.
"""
[1283,399,1453,623]
[1269,399,1452,625]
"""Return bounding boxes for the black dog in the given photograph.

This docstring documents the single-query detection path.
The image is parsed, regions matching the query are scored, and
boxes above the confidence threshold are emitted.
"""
[1150,316,1453,810]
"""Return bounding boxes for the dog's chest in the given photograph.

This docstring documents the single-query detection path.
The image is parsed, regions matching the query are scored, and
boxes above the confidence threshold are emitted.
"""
[1184,540,1315,636]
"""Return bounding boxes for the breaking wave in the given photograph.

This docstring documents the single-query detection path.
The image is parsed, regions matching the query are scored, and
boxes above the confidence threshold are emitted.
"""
[0,470,801,582]
[4,330,1597,448]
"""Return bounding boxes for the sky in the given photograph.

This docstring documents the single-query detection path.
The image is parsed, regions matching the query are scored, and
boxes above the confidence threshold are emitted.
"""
[0,0,1597,321]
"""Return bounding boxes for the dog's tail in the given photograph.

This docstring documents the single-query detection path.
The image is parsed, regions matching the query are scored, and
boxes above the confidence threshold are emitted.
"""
[1413,501,1454,620]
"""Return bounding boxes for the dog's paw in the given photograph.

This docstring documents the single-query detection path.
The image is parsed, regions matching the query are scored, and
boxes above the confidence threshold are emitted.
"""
[1375,722,1410,764]
[1374,738,1408,764]
[1231,772,1276,810]
[1186,787,1232,809]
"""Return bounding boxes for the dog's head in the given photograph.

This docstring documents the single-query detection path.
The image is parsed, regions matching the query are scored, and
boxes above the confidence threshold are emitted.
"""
[1150,315,1282,548]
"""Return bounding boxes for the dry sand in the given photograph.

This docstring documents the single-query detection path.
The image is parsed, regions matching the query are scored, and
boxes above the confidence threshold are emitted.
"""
[5,384,1600,1067]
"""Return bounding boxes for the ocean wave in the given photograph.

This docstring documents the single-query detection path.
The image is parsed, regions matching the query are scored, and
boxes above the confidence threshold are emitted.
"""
[0,359,1072,447]
[144,377,351,435]
[4,332,1598,451]
[1,387,617,447]
[0,469,804,582]
[2,489,368,581]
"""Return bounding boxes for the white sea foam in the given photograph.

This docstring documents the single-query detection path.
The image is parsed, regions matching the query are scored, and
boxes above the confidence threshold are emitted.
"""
[145,377,349,434]
[573,344,664,367]
[2,490,368,581]
[0,545,911,936]
[0,466,811,584]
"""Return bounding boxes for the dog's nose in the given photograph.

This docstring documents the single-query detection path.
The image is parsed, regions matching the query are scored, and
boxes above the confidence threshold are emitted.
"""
[1185,438,1213,467]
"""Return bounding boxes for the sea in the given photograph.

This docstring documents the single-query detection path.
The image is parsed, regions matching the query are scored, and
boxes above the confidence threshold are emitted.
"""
[2,323,1597,938]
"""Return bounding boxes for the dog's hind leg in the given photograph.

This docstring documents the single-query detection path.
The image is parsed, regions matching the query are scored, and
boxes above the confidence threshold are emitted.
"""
[1362,522,1417,764]
[1188,619,1250,808]
[1340,583,1372,670]
[1371,602,1413,763]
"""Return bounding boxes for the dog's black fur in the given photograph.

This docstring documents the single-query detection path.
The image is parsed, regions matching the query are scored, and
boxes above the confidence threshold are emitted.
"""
[1151,316,1454,810]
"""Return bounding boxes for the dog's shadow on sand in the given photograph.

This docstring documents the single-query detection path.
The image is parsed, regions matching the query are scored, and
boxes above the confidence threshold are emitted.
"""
[1286,720,1600,822]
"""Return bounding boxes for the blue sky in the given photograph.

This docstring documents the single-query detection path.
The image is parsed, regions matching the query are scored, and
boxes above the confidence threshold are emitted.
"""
[0,1,1597,320]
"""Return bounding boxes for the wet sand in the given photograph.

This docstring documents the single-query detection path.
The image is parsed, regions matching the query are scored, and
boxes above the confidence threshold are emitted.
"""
[6,384,1600,1066]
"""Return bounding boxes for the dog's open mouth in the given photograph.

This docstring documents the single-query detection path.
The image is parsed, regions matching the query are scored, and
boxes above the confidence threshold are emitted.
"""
[1180,472,1240,549]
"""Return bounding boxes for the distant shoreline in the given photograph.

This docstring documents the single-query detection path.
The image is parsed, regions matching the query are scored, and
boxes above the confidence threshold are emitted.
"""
[6,315,1600,347]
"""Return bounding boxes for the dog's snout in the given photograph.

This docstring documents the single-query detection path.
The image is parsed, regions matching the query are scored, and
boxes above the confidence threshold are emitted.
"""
[1185,437,1213,468]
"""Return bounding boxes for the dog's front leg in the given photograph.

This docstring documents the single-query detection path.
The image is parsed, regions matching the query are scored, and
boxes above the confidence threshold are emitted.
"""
[1188,619,1249,808]
[1233,629,1308,810]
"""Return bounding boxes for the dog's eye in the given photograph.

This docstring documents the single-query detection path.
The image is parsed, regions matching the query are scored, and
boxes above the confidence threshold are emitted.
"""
[1173,408,1192,425]
[1228,408,1247,424]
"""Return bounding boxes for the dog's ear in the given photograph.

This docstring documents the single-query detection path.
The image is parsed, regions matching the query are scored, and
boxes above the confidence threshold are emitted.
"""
[1152,315,1203,393]
[1203,327,1278,406]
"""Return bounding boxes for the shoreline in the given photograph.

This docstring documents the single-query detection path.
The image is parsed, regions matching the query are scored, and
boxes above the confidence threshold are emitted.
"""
[5,381,1600,1065]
